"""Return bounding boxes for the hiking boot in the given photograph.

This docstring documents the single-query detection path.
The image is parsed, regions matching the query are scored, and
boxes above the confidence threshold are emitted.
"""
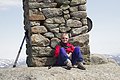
[77,62,86,70]
[64,59,72,70]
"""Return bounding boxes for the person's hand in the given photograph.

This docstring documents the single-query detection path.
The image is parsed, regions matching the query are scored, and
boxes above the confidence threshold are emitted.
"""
[67,52,72,59]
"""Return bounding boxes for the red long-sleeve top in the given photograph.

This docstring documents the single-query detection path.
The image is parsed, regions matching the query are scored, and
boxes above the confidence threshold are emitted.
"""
[54,42,75,58]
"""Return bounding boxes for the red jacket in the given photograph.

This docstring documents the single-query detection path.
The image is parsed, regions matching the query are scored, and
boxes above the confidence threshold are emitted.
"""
[54,42,75,58]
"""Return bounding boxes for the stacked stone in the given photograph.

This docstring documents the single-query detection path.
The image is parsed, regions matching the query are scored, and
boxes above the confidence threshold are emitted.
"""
[23,0,90,67]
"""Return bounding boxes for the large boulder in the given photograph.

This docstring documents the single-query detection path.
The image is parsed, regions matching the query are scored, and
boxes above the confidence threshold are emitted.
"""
[90,54,118,65]
[0,63,120,80]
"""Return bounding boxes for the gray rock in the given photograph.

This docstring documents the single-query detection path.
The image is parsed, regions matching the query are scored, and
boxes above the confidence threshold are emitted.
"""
[59,24,71,32]
[71,25,88,36]
[55,0,69,4]
[44,23,60,33]
[32,46,53,57]
[81,18,87,25]
[63,10,69,14]
[44,23,59,29]
[69,33,89,47]
[0,63,120,80]
[50,28,59,33]
[60,4,70,10]
[63,14,70,20]
[42,8,63,18]
[44,32,54,38]
[31,26,47,34]
[90,54,118,65]
[26,56,55,66]
[70,0,87,6]
[31,34,50,46]
[29,9,45,20]
[45,17,65,24]
[50,38,60,48]
[70,11,87,19]
[43,0,54,3]
[29,2,57,8]
[30,21,40,26]
[54,33,62,39]
[69,6,78,12]
[67,19,82,28]
[78,4,86,11]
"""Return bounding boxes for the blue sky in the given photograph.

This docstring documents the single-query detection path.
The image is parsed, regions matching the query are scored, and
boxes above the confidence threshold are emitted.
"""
[0,0,25,59]
[87,0,120,55]
[0,0,120,59]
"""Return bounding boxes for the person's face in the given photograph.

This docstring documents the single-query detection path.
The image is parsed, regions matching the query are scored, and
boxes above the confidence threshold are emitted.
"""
[61,35,69,43]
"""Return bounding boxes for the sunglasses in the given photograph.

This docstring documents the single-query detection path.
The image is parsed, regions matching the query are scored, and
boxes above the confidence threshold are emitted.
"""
[62,37,69,39]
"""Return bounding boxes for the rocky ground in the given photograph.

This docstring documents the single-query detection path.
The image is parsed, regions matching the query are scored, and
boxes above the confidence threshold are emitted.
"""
[0,54,120,80]
[0,63,120,80]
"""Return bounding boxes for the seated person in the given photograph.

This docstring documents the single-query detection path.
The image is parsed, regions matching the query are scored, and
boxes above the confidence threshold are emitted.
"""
[54,33,86,70]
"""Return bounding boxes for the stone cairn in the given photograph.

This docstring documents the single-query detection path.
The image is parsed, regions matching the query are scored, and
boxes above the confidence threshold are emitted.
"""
[23,0,90,67]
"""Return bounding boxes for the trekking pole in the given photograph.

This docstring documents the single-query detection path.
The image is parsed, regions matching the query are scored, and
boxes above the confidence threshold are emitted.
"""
[13,35,26,68]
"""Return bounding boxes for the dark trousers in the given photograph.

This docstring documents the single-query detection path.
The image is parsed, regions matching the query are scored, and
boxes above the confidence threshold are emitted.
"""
[56,46,83,66]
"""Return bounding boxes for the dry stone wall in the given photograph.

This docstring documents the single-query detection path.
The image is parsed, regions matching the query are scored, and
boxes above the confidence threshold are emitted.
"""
[23,0,90,67]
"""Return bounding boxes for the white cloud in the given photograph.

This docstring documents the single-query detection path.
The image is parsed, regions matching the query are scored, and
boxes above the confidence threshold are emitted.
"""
[0,0,22,10]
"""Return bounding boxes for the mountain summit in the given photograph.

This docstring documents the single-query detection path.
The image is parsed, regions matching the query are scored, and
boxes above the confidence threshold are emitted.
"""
[0,54,120,80]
